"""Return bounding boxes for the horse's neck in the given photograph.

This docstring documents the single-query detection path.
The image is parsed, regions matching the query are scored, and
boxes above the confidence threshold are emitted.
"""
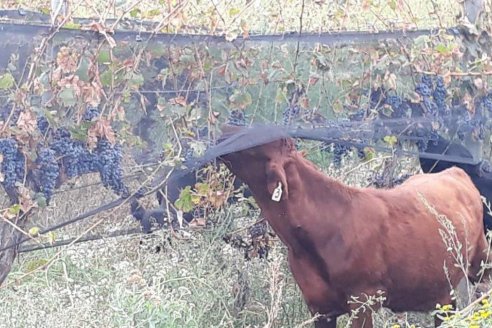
[255,156,355,249]
[291,156,354,207]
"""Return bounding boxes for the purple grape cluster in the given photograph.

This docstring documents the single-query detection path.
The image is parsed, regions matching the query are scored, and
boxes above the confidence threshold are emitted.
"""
[415,82,432,98]
[47,125,129,197]
[95,138,129,197]
[36,148,59,201]
[227,109,246,126]
[0,102,130,201]
[282,105,301,125]
[37,116,50,135]
[83,105,100,122]
[0,103,22,127]
[421,75,434,91]
[332,143,351,167]
[483,92,492,113]
[433,76,448,114]
[385,95,410,118]
[0,138,25,189]
[50,129,94,178]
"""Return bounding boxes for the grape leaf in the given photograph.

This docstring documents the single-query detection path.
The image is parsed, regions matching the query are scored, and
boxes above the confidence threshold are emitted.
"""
[58,87,77,106]
[0,73,15,90]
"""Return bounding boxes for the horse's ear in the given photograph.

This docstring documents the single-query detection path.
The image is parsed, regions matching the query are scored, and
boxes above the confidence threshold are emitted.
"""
[265,160,289,202]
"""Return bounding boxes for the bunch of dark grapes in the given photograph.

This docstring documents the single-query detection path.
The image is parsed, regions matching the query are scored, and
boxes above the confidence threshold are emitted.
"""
[386,95,403,109]
[36,148,59,201]
[332,143,350,167]
[421,75,433,90]
[37,116,50,135]
[483,92,492,113]
[0,138,25,189]
[249,221,268,238]
[83,105,100,122]
[0,103,22,127]
[0,102,130,201]
[385,95,409,118]
[433,76,448,115]
[369,88,384,109]
[356,146,365,159]
[282,105,301,125]
[429,130,440,146]
[415,76,440,117]
[95,138,129,197]
[457,126,467,141]
[423,97,438,116]
[415,81,432,98]
[414,126,430,151]
[227,109,246,126]
[50,128,87,178]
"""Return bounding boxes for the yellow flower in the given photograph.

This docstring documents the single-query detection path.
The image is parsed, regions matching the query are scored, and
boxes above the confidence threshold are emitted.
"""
[442,304,453,311]
[480,309,491,319]
[391,325,400,328]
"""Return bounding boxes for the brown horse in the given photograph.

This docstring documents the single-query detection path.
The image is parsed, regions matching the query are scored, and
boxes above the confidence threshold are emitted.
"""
[217,126,490,328]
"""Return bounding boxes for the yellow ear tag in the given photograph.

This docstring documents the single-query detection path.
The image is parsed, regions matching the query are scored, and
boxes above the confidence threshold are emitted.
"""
[271,182,282,202]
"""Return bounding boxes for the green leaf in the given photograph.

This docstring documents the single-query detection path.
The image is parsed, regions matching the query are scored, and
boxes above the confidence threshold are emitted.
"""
[97,50,111,64]
[149,44,166,57]
[58,87,77,106]
[145,9,161,17]
[63,22,81,30]
[47,231,56,244]
[364,148,376,161]
[75,56,91,82]
[179,53,195,66]
[0,73,15,90]
[36,194,47,208]
[229,90,252,109]
[383,135,398,146]
[195,182,209,196]
[130,8,141,18]
[39,7,50,15]
[275,87,286,103]
[435,44,451,55]
[100,70,112,87]
[8,204,21,215]
[128,72,144,89]
[175,186,194,212]
[229,8,240,16]
[29,226,40,237]
[388,0,396,10]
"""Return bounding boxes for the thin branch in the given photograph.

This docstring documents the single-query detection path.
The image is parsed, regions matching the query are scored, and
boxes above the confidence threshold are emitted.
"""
[293,0,305,74]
